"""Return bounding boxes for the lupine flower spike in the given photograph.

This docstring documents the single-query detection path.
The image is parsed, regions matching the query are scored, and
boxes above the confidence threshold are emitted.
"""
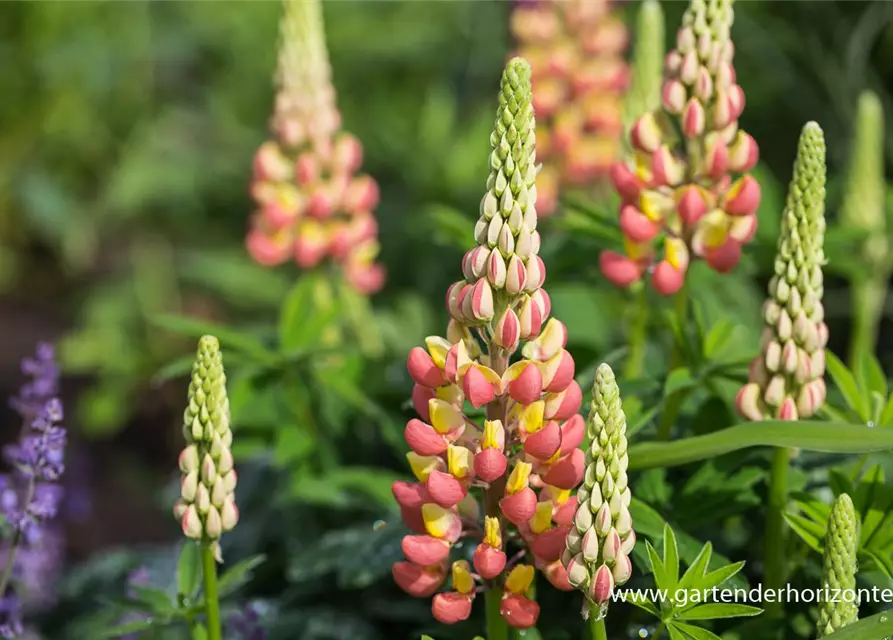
[246,0,385,295]
[601,0,761,294]
[0,343,65,639]
[622,0,666,139]
[174,336,238,562]
[393,57,585,631]
[817,493,859,637]
[562,364,634,618]
[736,122,827,422]
[511,0,629,216]
[841,91,886,366]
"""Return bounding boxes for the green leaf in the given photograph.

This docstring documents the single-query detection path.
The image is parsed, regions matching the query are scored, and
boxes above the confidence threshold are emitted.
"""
[129,586,175,615]
[783,513,825,554]
[665,368,697,397]
[677,542,713,594]
[217,555,266,598]
[702,319,737,359]
[176,542,202,601]
[628,422,893,470]
[672,622,723,640]
[645,540,671,592]
[663,524,680,592]
[278,274,342,352]
[878,391,893,427]
[819,609,893,639]
[677,603,762,620]
[96,619,160,638]
[826,351,867,417]
[694,561,746,593]
[151,314,276,363]
[861,547,893,580]
[622,591,661,616]
[855,350,888,402]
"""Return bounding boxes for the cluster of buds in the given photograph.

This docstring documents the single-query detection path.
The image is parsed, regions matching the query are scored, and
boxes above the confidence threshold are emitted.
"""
[245,0,385,295]
[816,493,859,637]
[601,0,761,295]
[510,0,629,217]
[392,58,584,630]
[174,336,239,561]
[736,122,827,422]
[562,364,634,614]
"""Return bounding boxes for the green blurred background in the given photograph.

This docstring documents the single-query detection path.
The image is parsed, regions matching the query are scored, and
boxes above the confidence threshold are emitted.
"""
[2,1,893,638]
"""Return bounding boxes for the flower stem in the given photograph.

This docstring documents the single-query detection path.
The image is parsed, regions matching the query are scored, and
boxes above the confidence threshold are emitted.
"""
[589,611,608,640]
[764,446,790,617]
[201,542,222,640]
[651,623,666,639]
[483,347,510,640]
[624,286,649,380]
[485,585,509,640]
[656,286,689,441]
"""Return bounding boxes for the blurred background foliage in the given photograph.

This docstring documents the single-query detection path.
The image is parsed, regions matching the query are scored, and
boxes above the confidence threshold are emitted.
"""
[1,1,893,639]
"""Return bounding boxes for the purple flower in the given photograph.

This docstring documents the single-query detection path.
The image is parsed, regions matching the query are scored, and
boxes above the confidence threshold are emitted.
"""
[0,343,66,637]
[228,603,266,640]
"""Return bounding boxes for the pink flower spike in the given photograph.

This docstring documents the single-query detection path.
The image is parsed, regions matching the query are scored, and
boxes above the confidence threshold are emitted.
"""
[402,535,451,566]
[426,470,468,509]
[404,419,448,457]
[392,562,445,598]
[542,449,585,490]
[473,543,507,580]
[474,449,508,483]
[407,348,446,389]
[600,251,643,287]
[500,594,540,630]
[705,238,742,273]
[432,592,473,625]
[463,366,496,408]
[651,261,685,296]
[558,414,585,455]
[609,162,644,202]
[619,205,660,242]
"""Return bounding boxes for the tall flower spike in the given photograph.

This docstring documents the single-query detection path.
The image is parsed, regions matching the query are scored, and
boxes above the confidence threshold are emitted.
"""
[0,343,65,639]
[602,0,761,294]
[246,0,385,295]
[511,0,629,217]
[622,0,665,138]
[562,364,633,617]
[841,91,886,366]
[394,58,584,631]
[816,493,859,637]
[736,122,827,422]
[174,336,238,562]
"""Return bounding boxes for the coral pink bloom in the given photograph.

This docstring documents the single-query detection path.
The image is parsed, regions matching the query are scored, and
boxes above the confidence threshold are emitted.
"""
[392,561,445,598]
[246,229,290,267]
[705,238,742,273]
[500,594,540,629]
[432,592,473,624]
[651,261,685,295]
[473,543,507,580]
[600,251,642,287]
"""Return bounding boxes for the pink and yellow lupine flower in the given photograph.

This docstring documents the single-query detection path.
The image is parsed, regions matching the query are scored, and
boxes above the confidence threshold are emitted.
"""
[510,0,629,217]
[392,58,583,630]
[601,0,760,295]
[245,0,385,295]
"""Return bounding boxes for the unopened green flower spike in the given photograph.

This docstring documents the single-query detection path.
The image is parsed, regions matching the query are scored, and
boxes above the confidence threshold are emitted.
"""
[562,363,634,618]
[737,122,828,422]
[842,91,886,366]
[623,0,665,139]
[174,336,239,561]
[817,493,859,637]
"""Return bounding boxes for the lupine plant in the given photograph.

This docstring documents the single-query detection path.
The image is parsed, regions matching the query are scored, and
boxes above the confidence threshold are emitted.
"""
[393,56,586,636]
[510,0,629,216]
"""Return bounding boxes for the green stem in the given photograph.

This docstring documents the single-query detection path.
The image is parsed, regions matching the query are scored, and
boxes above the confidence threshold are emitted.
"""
[624,286,649,380]
[589,609,608,640]
[201,543,222,640]
[484,348,510,640]
[848,278,886,369]
[656,287,689,441]
[0,477,36,597]
[652,623,666,640]
[485,586,509,640]
[764,446,790,617]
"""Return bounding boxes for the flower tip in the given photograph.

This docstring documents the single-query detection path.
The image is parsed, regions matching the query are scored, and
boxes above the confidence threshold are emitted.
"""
[500,593,540,629]
[599,251,642,287]
[650,261,685,295]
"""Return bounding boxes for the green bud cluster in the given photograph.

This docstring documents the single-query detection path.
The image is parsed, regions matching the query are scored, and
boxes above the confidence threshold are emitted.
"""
[623,0,666,140]
[174,336,239,557]
[562,364,634,612]
[817,493,859,637]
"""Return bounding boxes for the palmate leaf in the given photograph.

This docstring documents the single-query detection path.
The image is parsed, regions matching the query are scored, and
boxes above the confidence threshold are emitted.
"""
[820,609,893,639]
[628,421,893,470]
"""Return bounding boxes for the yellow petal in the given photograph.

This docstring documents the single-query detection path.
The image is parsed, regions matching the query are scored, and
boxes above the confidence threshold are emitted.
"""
[452,560,475,594]
[407,452,442,482]
[484,516,502,549]
[529,500,553,534]
[422,503,455,539]
[519,400,545,434]
[425,336,452,370]
[547,486,571,504]
[664,237,690,270]
[505,564,535,595]
[447,445,473,479]
[482,420,504,450]
[435,384,463,405]
[506,462,532,495]
[623,236,650,260]
[429,399,465,434]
